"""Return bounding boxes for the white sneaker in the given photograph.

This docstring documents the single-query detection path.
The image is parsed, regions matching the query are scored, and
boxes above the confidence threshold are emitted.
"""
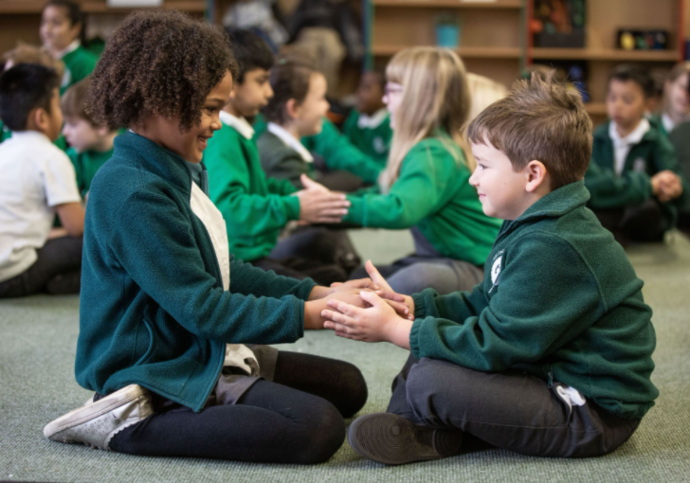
[44,384,153,450]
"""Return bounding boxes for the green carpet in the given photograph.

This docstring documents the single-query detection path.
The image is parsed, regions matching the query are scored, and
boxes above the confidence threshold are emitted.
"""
[1,229,689,483]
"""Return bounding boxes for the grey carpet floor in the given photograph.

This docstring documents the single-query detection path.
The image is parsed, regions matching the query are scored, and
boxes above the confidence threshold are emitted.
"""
[1,229,689,483]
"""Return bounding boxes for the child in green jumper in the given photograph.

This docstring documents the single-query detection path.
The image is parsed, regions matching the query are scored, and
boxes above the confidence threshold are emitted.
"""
[585,65,689,244]
[204,29,354,285]
[342,70,392,167]
[40,0,98,95]
[342,47,501,295]
[321,73,658,465]
[61,77,118,199]
[42,11,390,464]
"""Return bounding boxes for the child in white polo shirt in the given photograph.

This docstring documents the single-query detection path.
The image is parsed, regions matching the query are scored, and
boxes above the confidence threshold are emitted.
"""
[0,64,85,297]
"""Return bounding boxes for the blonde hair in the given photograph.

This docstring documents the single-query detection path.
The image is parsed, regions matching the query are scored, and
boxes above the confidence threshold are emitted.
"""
[2,42,65,80]
[381,47,472,192]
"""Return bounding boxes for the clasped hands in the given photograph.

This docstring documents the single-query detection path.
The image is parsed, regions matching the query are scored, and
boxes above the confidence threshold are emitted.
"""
[651,170,683,203]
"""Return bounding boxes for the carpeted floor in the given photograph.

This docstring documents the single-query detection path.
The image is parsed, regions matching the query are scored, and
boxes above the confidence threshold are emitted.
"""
[1,229,689,483]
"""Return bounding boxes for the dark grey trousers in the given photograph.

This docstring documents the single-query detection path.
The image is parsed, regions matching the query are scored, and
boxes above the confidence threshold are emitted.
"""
[387,355,640,458]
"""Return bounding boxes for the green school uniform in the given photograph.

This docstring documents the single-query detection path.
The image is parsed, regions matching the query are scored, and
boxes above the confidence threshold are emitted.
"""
[204,119,300,262]
[253,113,383,184]
[76,131,316,411]
[67,146,113,198]
[59,44,98,94]
[342,109,392,167]
[343,132,501,267]
[411,181,658,420]
[585,120,690,230]
[669,121,690,213]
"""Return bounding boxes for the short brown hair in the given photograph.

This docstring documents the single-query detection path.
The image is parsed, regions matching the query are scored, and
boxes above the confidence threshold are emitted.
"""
[61,77,95,125]
[2,42,65,80]
[262,55,317,124]
[467,72,592,190]
[87,10,238,132]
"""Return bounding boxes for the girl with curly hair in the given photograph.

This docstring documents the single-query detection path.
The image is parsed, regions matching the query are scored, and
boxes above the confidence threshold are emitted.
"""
[41,10,378,464]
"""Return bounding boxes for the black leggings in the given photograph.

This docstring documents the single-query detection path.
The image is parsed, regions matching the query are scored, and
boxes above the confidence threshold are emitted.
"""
[0,236,82,298]
[109,351,368,464]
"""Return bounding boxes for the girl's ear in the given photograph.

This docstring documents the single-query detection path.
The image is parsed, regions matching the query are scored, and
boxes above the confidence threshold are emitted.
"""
[525,160,548,193]
[285,98,300,121]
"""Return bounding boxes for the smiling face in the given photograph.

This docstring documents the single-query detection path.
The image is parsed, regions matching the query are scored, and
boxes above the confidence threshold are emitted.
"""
[469,138,534,220]
[153,71,234,163]
[292,72,329,137]
[40,5,80,54]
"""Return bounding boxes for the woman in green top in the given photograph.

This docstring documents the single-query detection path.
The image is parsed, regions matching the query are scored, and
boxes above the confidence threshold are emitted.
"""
[344,48,501,295]
[40,0,98,95]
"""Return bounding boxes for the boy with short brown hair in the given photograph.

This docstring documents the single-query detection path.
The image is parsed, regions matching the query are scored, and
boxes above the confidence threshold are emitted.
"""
[321,74,658,465]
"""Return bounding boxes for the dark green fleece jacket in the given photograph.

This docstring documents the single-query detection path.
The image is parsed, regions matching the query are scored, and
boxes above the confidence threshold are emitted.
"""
[585,121,690,229]
[75,132,316,412]
[410,181,658,420]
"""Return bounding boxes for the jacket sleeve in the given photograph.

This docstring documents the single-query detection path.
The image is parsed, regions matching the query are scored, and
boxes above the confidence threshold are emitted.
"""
[411,283,489,324]
[209,143,301,237]
[303,118,382,184]
[263,150,310,189]
[266,176,300,196]
[343,141,455,228]
[409,234,605,371]
[584,160,653,208]
[108,191,313,345]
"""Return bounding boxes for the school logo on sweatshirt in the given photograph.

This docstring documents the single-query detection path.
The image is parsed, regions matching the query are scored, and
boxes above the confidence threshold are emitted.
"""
[489,250,504,293]
[373,136,387,154]
[633,158,647,173]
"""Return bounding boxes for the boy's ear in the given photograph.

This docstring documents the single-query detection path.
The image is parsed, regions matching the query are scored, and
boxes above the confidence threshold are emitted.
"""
[524,160,548,193]
[285,98,300,120]
[29,107,49,133]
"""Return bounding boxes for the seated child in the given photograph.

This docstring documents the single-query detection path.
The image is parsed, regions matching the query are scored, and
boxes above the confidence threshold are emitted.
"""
[253,112,384,186]
[42,11,374,464]
[40,0,98,94]
[61,77,118,199]
[668,120,690,233]
[1,42,67,149]
[344,47,501,295]
[257,56,368,192]
[650,62,690,135]
[0,64,85,298]
[204,29,354,285]
[586,64,689,244]
[321,73,659,465]
[342,69,392,166]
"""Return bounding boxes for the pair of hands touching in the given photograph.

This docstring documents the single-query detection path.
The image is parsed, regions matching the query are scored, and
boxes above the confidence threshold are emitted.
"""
[651,170,683,203]
[305,260,416,350]
[294,174,349,224]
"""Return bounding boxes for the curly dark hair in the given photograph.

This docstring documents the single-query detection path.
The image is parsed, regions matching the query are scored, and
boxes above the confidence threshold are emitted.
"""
[87,10,238,132]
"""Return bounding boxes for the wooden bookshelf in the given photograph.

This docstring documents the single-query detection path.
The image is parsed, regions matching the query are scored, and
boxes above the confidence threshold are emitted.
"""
[372,0,523,9]
[531,48,680,62]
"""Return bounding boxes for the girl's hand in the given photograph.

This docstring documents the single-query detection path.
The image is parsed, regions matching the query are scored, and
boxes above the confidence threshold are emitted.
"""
[363,260,415,316]
[322,291,413,349]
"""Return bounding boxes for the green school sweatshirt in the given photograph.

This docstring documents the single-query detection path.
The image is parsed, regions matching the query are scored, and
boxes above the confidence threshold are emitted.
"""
[76,131,316,412]
[343,132,501,266]
[585,121,690,229]
[253,113,383,184]
[342,109,392,167]
[67,146,113,198]
[411,181,659,420]
[204,122,300,262]
[59,45,98,95]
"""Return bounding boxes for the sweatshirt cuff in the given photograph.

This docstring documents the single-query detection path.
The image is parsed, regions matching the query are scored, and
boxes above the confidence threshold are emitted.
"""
[343,196,366,226]
[284,195,301,221]
[412,291,429,319]
[409,318,423,358]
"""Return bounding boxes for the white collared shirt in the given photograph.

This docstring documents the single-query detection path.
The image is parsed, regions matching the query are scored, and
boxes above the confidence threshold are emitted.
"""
[609,118,650,176]
[219,110,254,140]
[267,122,313,163]
[662,113,676,134]
[54,40,80,60]
[357,108,389,130]
[0,131,81,282]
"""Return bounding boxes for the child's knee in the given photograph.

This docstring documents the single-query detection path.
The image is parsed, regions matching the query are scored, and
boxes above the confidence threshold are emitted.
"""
[294,399,346,464]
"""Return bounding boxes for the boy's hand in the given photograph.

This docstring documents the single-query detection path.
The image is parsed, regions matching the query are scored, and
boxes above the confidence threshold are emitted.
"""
[304,287,371,330]
[362,260,415,316]
[295,180,351,224]
[652,170,683,202]
[322,291,413,349]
